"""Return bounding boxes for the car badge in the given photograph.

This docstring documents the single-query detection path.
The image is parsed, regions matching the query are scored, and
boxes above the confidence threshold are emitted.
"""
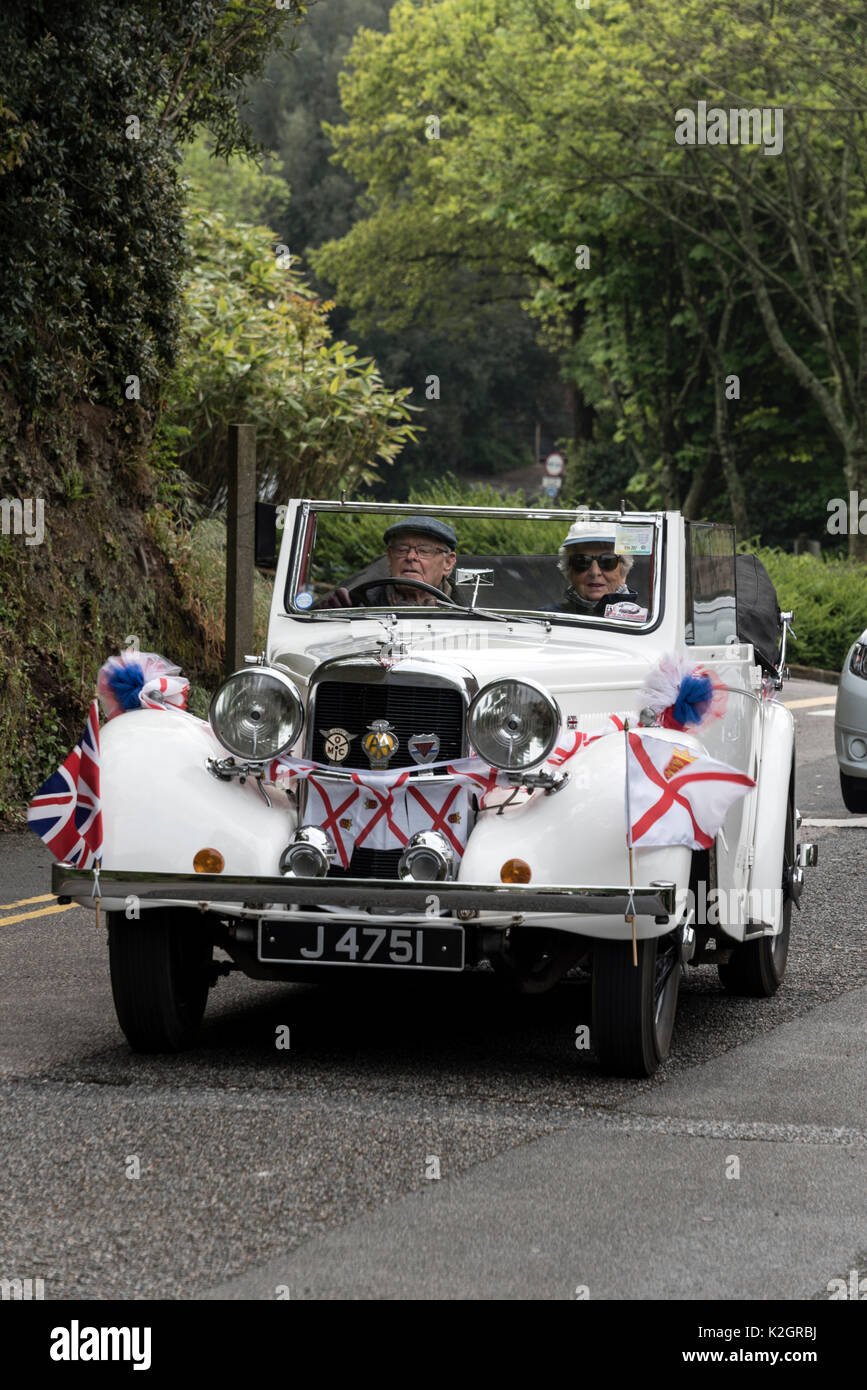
[408,732,440,765]
[320,727,356,764]
[363,719,399,769]
[567,714,578,730]
[447,810,461,825]
[663,747,697,781]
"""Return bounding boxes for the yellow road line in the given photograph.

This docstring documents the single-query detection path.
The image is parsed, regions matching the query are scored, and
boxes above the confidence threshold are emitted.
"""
[0,893,56,909]
[783,695,837,709]
[0,903,76,926]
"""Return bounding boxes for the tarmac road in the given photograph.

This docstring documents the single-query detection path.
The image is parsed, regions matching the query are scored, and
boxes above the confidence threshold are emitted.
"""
[0,678,864,1301]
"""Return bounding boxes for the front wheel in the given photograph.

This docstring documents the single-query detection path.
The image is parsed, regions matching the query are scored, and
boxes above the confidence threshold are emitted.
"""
[108,909,213,1052]
[592,931,680,1077]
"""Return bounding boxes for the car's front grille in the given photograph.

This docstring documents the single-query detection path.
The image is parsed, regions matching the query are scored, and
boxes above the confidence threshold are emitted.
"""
[332,847,403,880]
[308,678,466,880]
[310,680,464,770]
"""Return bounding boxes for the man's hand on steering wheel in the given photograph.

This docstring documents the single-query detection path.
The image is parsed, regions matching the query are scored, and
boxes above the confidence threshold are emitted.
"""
[313,586,353,609]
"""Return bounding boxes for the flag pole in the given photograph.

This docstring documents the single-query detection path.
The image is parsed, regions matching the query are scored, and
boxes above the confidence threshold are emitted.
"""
[623,719,637,967]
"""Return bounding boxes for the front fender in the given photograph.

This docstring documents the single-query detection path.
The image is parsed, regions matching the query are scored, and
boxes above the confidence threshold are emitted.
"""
[459,729,692,939]
[100,711,295,879]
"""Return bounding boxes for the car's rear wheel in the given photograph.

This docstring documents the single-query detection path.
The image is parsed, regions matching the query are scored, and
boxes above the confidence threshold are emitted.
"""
[108,909,213,1052]
[591,930,680,1077]
[717,771,794,997]
[840,769,867,814]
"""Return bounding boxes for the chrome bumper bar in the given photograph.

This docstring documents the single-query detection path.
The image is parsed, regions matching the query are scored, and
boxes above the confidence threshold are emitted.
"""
[52,865,677,918]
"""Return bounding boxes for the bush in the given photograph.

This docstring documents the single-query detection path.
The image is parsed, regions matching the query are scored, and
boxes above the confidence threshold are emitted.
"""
[161,205,419,506]
[751,546,867,671]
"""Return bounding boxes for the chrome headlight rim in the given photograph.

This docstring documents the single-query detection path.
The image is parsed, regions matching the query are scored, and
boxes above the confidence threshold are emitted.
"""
[209,666,304,763]
[467,677,561,771]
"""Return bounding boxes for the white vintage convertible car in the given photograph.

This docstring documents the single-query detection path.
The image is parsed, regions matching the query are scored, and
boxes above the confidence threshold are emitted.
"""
[53,500,817,1076]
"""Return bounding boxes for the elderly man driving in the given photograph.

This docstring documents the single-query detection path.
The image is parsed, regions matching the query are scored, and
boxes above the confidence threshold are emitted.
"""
[317,516,458,608]
[554,520,646,618]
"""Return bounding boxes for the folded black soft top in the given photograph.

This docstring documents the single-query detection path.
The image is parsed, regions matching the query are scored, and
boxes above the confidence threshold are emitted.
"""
[736,553,781,672]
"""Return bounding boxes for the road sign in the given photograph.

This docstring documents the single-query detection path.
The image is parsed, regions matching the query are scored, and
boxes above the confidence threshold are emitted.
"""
[541,476,563,497]
[544,452,565,477]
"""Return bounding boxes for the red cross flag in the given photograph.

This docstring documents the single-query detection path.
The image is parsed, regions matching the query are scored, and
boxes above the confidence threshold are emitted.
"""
[406,781,470,856]
[626,731,754,850]
[304,776,361,869]
[351,770,412,852]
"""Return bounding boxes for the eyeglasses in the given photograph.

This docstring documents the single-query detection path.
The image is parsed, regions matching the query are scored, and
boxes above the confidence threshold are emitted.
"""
[388,543,450,558]
[570,552,622,573]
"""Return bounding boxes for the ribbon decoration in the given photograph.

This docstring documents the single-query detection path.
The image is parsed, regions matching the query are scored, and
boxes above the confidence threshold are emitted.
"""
[639,653,727,733]
[266,718,626,860]
[97,649,189,721]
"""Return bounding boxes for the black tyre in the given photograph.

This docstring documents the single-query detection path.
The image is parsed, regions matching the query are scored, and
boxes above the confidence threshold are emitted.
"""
[108,909,213,1052]
[840,770,867,814]
[592,931,680,1077]
[718,772,794,997]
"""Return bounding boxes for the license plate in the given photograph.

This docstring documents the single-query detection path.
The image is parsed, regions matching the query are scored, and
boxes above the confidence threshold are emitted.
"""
[258,920,465,971]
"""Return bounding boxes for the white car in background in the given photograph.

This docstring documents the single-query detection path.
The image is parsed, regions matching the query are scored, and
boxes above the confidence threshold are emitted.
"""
[835,630,867,812]
[54,501,817,1077]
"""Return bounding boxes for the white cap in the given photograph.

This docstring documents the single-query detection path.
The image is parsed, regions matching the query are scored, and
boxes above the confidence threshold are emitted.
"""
[560,520,617,549]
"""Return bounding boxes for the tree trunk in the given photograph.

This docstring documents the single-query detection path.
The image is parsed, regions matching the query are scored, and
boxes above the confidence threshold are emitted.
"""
[682,446,714,520]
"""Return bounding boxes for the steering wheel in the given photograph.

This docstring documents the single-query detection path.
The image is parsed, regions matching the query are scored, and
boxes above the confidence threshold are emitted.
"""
[348,577,465,610]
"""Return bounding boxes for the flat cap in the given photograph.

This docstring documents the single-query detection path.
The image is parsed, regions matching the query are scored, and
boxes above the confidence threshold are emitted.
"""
[383,516,457,549]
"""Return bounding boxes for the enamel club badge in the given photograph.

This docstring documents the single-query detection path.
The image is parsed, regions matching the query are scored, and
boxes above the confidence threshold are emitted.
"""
[408,732,440,765]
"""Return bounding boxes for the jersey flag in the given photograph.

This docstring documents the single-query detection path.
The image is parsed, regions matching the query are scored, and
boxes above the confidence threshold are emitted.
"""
[626,731,754,850]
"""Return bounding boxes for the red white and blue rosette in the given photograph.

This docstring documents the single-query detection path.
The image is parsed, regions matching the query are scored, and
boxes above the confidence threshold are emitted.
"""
[97,649,189,721]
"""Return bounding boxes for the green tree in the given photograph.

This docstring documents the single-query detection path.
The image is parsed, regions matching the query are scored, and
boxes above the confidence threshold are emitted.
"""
[314,0,864,547]
[0,0,307,410]
[163,204,419,504]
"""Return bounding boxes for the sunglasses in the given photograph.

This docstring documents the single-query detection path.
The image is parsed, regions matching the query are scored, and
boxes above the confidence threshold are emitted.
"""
[570,552,622,573]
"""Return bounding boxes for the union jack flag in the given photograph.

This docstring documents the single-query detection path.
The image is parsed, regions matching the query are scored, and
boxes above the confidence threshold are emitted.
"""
[27,700,103,868]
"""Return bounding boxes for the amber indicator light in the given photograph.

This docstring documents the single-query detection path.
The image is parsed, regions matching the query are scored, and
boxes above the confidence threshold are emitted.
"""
[500,858,531,884]
[193,848,225,874]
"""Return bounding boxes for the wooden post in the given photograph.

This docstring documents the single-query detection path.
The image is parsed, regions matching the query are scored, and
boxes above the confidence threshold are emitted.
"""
[225,424,256,676]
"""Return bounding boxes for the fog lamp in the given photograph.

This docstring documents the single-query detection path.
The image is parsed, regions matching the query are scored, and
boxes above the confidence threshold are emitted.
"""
[850,738,867,760]
[193,848,224,874]
[500,858,531,884]
[280,826,334,878]
[398,831,453,882]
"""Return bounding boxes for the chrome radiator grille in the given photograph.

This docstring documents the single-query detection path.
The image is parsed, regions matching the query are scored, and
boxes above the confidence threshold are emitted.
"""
[308,676,466,880]
[310,680,464,770]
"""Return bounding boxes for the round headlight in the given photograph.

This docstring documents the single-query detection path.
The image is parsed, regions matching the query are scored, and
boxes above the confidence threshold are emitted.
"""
[209,667,304,761]
[467,679,561,771]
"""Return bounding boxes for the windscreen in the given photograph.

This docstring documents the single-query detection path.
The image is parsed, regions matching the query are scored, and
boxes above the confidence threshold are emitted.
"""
[286,507,661,627]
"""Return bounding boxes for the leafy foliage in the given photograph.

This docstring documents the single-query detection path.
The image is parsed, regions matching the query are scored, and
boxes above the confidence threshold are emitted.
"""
[751,547,867,672]
[0,0,306,409]
[313,0,866,546]
[181,129,288,228]
[161,204,419,503]
[241,0,568,496]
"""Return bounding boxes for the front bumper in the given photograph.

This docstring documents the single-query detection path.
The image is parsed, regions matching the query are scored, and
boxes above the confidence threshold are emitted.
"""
[53,864,677,925]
